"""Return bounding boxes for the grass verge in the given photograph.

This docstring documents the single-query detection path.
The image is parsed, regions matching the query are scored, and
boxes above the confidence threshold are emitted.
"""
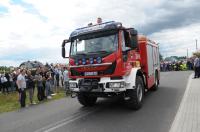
[0,87,67,114]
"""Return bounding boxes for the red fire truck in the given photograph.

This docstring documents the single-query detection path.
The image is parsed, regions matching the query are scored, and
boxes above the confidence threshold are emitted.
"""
[62,21,160,110]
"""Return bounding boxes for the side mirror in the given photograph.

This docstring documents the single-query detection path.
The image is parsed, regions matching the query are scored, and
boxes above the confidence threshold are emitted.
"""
[62,39,70,58]
[130,29,137,36]
[130,29,138,49]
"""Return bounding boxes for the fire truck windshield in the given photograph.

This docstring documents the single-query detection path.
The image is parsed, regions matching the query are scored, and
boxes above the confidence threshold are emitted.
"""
[70,34,118,56]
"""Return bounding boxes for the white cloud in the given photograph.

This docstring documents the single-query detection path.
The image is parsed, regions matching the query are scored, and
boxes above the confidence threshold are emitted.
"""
[0,0,200,66]
[150,23,200,57]
[0,0,163,66]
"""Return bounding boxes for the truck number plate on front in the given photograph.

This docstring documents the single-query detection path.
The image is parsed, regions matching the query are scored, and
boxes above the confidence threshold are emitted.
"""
[84,72,98,76]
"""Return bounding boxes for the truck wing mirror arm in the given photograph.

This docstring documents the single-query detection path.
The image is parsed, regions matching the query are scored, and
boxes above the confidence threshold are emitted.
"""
[62,39,70,58]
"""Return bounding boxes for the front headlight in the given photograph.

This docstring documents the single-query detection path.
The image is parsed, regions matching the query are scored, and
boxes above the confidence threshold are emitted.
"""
[108,82,125,88]
[69,83,77,88]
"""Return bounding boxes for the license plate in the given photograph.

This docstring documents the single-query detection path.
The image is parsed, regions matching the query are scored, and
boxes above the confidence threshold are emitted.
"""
[84,72,98,76]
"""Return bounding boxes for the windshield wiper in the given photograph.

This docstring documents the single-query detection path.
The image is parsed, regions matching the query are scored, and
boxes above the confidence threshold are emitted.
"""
[75,52,87,56]
[88,50,109,54]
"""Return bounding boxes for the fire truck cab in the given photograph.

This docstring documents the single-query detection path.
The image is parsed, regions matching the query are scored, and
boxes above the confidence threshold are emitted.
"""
[62,21,160,110]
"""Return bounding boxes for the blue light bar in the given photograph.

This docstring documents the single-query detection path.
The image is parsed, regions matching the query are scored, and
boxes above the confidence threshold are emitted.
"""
[96,57,102,64]
[89,58,94,64]
[82,58,86,65]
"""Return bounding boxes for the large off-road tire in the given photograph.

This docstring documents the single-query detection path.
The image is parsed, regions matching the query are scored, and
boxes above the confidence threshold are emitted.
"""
[125,76,144,110]
[151,72,159,91]
[77,93,97,107]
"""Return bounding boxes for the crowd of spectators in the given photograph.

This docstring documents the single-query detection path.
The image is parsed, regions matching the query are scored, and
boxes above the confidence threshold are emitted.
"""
[0,64,69,108]
[160,56,200,79]
[160,59,194,72]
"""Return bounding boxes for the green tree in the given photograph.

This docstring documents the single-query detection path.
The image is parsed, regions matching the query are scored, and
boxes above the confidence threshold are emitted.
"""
[193,51,200,57]
[0,66,10,73]
[159,52,163,61]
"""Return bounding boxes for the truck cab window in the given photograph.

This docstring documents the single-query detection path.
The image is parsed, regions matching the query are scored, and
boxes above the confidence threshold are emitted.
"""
[121,31,129,62]
[121,31,126,52]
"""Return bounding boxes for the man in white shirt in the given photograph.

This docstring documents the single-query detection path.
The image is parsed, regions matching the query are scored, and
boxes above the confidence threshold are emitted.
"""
[17,69,27,107]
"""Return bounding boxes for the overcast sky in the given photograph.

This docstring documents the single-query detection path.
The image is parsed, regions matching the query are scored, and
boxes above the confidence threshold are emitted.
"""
[0,0,200,66]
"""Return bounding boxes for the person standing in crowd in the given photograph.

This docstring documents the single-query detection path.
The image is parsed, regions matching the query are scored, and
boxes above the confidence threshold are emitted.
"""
[163,62,166,72]
[54,66,59,93]
[13,69,19,92]
[198,56,200,77]
[49,64,55,95]
[26,70,36,104]
[193,55,200,78]
[17,69,27,108]
[49,64,55,86]
[45,72,52,99]
[9,73,15,92]
[186,59,193,70]
[1,74,8,94]
[63,67,69,94]
[160,62,163,71]
[40,67,47,98]
[36,72,45,101]
[5,73,10,93]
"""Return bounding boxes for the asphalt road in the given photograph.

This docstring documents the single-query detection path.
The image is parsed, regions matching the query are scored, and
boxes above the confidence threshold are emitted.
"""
[0,71,192,132]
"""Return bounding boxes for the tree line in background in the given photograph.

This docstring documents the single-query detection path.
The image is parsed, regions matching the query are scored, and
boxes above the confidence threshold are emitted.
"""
[160,50,200,62]
[159,53,186,62]
[193,51,200,57]
[0,66,11,73]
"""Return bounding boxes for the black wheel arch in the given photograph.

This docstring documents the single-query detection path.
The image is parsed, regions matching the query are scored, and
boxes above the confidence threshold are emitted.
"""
[136,70,146,88]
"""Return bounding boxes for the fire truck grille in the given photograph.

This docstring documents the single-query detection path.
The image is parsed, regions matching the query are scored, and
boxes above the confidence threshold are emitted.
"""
[78,78,100,92]
[70,61,116,76]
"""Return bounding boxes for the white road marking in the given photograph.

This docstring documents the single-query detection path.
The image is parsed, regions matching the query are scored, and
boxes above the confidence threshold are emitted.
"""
[169,73,193,132]
[34,109,97,132]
